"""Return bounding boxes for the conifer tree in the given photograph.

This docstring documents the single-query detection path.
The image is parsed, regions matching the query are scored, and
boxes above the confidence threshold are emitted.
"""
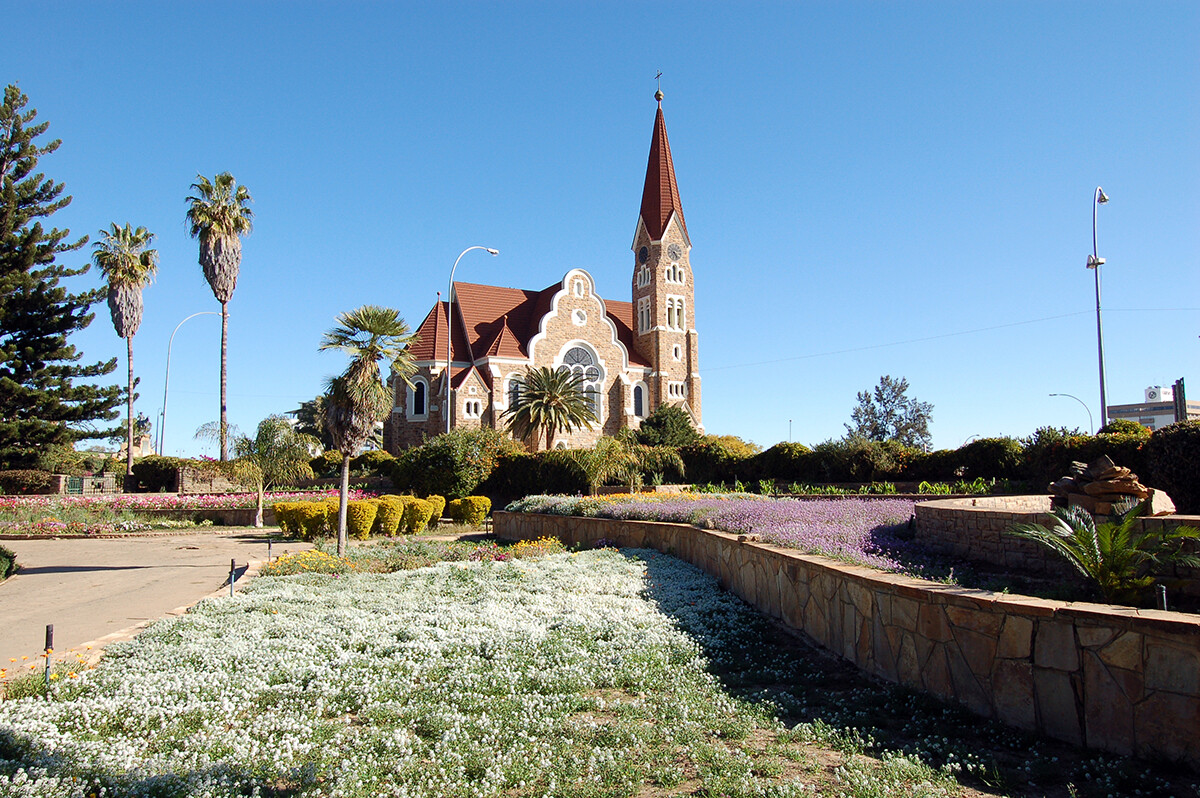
[0,84,121,469]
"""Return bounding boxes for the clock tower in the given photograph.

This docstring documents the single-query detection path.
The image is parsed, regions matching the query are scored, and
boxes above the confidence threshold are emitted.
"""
[631,90,701,425]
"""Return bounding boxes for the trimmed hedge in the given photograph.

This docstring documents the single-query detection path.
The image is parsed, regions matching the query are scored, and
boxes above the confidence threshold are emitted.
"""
[372,496,406,536]
[402,498,435,534]
[447,496,491,526]
[424,494,446,523]
[346,500,378,540]
[351,450,395,476]
[1144,420,1200,513]
[0,469,53,495]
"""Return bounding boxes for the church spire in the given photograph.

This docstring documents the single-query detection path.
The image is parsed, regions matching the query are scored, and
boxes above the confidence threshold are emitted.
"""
[639,90,688,243]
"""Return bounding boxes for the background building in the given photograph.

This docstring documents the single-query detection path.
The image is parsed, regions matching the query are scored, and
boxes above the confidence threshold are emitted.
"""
[1106,384,1199,431]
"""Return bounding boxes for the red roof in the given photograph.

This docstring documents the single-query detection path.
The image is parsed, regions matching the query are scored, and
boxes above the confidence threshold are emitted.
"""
[639,102,687,242]
[409,300,469,363]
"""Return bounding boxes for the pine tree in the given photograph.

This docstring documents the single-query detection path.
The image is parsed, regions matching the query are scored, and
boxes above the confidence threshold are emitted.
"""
[0,84,121,469]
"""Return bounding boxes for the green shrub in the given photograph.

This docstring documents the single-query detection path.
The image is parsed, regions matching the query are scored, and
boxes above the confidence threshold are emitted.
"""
[447,496,491,526]
[749,442,815,483]
[635,405,701,447]
[424,494,446,523]
[351,449,395,475]
[809,437,905,483]
[479,451,586,505]
[346,500,379,540]
[399,429,521,499]
[272,502,302,536]
[1098,418,1151,437]
[372,497,406,536]
[129,456,190,492]
[292,501,331,540]
[0,543,17,579]
[402,498,435,534]
[309,451,343,478]
[0,469,53,495]
[957,437,1024,479]
[678,439,749,485]
[1144,420,1200,514]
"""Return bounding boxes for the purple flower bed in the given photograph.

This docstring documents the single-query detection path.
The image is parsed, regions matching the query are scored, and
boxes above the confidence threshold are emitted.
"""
[507,494,918,572]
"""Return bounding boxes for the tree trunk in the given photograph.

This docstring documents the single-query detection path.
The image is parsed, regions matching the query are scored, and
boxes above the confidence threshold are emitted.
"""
[126,335,134,476]
[220,300,229,461]
[254,480,264,528]
[337,454,351,556]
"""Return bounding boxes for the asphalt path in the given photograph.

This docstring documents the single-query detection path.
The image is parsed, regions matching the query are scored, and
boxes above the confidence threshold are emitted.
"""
[0,531,313,669]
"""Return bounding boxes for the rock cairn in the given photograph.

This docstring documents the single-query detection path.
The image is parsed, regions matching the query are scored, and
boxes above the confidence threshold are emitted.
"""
[1048,455,1175,516]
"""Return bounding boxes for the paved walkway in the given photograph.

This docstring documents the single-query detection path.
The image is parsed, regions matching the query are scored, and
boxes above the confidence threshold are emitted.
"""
[0,531,313,670]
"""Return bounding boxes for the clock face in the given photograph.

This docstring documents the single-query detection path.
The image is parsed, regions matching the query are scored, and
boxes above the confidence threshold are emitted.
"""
[638,246,649,264]
[668,244,682,260]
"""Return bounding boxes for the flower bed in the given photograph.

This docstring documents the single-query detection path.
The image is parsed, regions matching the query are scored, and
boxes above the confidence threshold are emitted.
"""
[0,489,369,513]
[508,493,917,572]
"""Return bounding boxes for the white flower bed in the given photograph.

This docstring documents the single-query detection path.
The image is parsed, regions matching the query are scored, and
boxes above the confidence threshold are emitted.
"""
[0,551,852,798]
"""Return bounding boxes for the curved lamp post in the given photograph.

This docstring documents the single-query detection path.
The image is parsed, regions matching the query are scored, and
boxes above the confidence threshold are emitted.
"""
[446,246,499,433]
[1087,187,1110,429]
[158,311,220,455]
[1050,392,1094,434]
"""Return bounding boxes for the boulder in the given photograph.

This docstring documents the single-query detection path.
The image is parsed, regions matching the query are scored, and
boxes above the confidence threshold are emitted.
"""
[1143,489,1177,517]
[1085,455,1117,479]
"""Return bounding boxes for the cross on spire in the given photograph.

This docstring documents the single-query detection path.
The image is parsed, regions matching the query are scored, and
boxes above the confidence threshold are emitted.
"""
[655,71,663,103]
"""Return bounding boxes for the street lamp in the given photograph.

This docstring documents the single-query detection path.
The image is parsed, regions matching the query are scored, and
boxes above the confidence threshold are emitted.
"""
[1087,187,1110,429]
[1049,392,1094,434]
[446,246,499,433]
[158,311,220,455]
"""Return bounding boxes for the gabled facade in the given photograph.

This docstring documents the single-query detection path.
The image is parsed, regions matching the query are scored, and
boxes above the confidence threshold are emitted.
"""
[384,92,701,451]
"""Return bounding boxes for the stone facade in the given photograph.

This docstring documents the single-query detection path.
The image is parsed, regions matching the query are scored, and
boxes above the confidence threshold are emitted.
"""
[496,511,1200,769]
[385,95,700,452]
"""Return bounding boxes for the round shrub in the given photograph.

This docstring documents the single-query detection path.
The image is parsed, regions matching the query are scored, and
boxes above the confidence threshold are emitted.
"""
[272,502,303,537]
[447,496,491,526]
[749,442,814,483]
[351,449,395,476]
[956,437,1023,479]
[297,501,332,540]
[372,496,406,536]
[1143,420,1200,513]
[346,500,379,540]
[309,451,343,478]
[424,494,446,523]
[402,498,435,534]
[1099,418,1151,437]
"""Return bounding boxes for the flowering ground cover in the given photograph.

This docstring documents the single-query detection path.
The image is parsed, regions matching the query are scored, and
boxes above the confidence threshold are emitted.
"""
[2,548,1190,797]
[508,494,920,572]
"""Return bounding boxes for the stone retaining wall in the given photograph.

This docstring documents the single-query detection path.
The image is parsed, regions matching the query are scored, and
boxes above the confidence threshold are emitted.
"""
[495,510,1200,769]
[915,497,1200,595]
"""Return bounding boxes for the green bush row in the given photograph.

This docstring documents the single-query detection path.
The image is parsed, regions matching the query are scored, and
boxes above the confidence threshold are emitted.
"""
[272,493,456,540]
[0,469,53,495]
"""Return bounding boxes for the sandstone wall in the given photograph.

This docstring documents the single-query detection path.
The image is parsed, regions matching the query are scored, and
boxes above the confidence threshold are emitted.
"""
[495,510,1200,769]
[915,497,1200,595]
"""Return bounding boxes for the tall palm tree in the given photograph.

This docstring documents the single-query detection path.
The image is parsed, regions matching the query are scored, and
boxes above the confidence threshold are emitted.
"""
[186,172,253,461]
[92,223,158,476]
[321,305,418,555]
[502,366,597,452]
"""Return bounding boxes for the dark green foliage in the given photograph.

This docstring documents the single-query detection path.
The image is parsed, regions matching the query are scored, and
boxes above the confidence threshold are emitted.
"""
[392,428,521,499]
[129,455,187,492]
[0,469,52,494]
[350,449,395,475]
[846,375,933,450]
[904,448,961,481]
[1143,420,1200,513]
[1021,428,1149,488]
[309,450,343,478]
[749,442,816,483]
[678,439,749,485]
[0,543,16,579]
[0,85,121,468]
[809,436,907,483]
[479,451,587,505]
[956,437,1024,479]
[1098,418,1151,437]
[636,405,701,447]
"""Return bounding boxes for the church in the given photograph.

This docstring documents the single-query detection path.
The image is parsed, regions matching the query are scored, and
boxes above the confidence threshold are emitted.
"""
[384,91,701,452]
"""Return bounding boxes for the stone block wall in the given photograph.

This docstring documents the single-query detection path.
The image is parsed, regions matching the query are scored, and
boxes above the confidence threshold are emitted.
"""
[496,511,1200,769]
[915,497,1200,595]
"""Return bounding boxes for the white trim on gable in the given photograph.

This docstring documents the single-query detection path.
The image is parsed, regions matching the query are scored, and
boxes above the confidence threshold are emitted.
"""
[526,269,633,372]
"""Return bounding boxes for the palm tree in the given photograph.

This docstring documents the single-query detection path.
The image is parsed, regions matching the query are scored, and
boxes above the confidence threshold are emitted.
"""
[321,305,418,555]
[502,366,597,452]
[1010,501,1200,605]
[186,172,253,461]
[233,415,319,527]
[92,224,158,476]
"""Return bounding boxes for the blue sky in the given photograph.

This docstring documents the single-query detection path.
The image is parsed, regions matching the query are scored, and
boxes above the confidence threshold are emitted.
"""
[5,1,1197,456]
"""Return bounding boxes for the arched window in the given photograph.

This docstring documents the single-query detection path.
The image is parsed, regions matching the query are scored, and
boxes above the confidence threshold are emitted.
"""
[560,345,604,422]
[507,375,522,408]
[633,384,645,418]
[406,376,429,419]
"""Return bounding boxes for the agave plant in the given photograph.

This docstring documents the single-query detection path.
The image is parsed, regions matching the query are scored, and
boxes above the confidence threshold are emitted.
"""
[1009,502,1200,605]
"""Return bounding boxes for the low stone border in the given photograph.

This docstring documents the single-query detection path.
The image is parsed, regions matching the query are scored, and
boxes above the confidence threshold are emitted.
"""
[496,510,1200,770]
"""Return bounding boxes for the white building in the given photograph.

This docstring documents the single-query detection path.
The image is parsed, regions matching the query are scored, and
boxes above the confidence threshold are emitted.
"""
[1107,385,1199,431]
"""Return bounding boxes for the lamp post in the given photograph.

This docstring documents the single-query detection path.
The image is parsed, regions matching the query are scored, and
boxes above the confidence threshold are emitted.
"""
[1087,187,1110,429]
[158,311,220,455]
[446,246,499,433]
[1049,392,1094,434]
